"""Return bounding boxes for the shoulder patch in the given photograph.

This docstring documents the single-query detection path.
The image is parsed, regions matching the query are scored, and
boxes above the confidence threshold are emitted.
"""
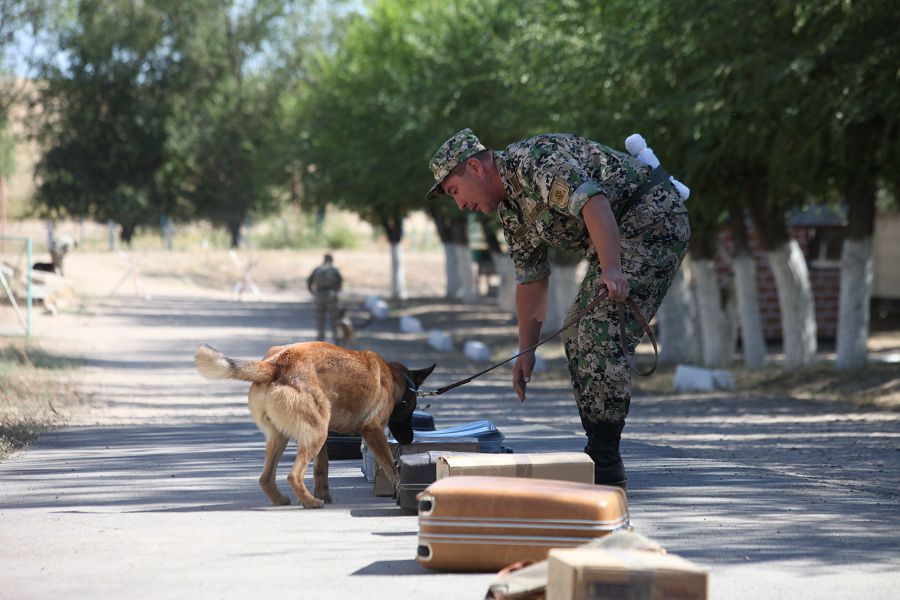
[549,178,570,210]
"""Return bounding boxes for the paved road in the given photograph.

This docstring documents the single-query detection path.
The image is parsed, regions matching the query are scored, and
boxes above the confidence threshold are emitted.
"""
[1,295,898,599]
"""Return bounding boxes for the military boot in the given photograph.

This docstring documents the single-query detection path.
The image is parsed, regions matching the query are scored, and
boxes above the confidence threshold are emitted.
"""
[582,418,627,490]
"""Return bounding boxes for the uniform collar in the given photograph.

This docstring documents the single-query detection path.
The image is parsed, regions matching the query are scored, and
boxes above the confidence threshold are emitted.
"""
[494,150,523,202]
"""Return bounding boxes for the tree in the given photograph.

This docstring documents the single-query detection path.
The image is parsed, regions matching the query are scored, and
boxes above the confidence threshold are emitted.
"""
[32,0,188,243]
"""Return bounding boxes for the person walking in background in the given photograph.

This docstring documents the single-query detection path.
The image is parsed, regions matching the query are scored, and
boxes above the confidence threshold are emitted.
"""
[425,128,690,488]
[307,254,343,342]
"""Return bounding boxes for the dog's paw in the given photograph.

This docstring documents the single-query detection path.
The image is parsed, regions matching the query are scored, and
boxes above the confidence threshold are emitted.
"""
[271,495,291,506]
[314,488,333,504]
[302,498,325,509]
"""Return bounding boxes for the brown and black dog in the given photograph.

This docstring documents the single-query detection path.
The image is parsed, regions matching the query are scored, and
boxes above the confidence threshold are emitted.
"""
[194,342,434,508]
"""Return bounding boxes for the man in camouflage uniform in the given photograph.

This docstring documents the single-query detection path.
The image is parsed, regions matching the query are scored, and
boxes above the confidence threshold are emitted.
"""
[307,254,343,342]
[426,128,690,487]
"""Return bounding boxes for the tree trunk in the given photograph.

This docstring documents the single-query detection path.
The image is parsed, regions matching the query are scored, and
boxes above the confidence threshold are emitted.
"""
[836,125,878,371]
[546,250,583,331]
[745,179,816,367]
[657,260,701,366]
[491,252,517,315]
[427,204,475,302]
[767,241,817,367]
[692,258,730,367]
[227,221,242,248]
[689,227,730,367]
[382,215,407,300]
[730,210,766,368]
[120,223,137,246]
[836,238,872,370]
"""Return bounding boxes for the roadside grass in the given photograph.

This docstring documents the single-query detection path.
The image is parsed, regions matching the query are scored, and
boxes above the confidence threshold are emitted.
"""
[0,343,81,461]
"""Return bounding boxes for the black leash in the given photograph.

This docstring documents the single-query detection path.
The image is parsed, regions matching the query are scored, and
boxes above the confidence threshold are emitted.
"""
[416,287,657,398]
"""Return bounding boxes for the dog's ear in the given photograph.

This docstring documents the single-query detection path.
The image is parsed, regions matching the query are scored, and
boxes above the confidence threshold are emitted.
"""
[410,364,436,388]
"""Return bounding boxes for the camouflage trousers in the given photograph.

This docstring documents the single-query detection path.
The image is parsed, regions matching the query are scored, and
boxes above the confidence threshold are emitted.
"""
[562,185,690,425]
[314,291,340,341]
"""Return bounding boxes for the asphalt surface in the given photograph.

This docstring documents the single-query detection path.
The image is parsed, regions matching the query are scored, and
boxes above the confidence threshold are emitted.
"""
[1,295,899,599]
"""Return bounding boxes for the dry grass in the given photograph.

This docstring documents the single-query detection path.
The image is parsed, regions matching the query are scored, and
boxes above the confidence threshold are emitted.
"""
[0,343,82,461]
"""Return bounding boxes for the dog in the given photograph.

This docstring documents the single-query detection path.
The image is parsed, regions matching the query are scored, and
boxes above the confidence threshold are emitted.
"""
[336,308,373,348]
[33,236,76,276]
[194,342,434,508]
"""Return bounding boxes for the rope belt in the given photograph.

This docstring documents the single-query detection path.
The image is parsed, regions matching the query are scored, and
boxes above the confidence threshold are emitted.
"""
[416,287,657,398]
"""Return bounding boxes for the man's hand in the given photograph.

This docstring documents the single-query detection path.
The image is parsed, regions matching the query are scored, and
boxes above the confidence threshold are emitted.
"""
[512,351,536,402]
[600,266,630,301]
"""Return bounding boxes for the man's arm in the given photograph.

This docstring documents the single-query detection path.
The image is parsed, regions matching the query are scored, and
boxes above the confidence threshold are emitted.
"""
[581,194,629,301]
[512,277,549,401]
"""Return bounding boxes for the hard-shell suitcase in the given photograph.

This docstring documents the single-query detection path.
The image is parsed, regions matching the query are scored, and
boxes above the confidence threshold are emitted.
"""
[370,439,480,497]
[396,451,479,512]
[416,476,630,572]
[435,452,594,484]
[328,410,435,461]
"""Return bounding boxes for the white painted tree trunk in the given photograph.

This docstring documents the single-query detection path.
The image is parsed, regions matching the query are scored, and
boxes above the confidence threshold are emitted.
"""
[692,259,730,368]
[657,265,701,366]
[733,253,767,368]
[836,237,872,370]
[545,261,582,331]
[390,241,407,300]
[491,251,517,315]
[443,242,460,298]
[443,242,477,304]
[767,240,817,367]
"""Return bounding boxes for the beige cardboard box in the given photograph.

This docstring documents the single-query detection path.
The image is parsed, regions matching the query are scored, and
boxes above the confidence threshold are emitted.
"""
[436,452,594,484]
[547,548,707,600]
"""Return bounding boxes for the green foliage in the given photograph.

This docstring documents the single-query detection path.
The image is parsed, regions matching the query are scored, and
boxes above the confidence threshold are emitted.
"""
[20,0,900,248]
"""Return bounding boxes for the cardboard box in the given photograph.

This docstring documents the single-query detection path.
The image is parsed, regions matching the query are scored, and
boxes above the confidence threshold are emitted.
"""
[547,548,707,600]
[436,452,594,483]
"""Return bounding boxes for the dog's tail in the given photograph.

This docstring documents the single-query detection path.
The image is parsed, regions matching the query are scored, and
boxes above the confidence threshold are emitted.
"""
[194,344,276,384]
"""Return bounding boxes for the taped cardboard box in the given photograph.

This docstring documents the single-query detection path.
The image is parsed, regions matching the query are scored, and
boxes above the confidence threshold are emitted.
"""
[436,452,594,484]
[547,548,707,600]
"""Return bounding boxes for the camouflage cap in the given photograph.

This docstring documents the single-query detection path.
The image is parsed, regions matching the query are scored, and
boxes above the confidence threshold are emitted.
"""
[425,128,486,200]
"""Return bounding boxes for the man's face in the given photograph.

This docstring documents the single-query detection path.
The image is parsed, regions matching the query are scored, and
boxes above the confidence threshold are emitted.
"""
[440,159,501,214]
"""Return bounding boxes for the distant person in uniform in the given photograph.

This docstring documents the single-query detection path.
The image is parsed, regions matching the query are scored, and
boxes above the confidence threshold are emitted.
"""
[307,254,343,341]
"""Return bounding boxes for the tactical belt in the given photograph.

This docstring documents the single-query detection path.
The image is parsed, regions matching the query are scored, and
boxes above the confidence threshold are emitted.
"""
[616,166,671,219]
[633,166,671,198]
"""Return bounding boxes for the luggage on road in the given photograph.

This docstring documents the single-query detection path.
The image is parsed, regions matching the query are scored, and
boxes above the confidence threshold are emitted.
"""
[416,476,630,572]
[328,410,435,461]
[435,452,594,484]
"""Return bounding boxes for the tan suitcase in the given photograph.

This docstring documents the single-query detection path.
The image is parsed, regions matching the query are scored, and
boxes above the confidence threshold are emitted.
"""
[436,452,594,484]
[416,476,630,572]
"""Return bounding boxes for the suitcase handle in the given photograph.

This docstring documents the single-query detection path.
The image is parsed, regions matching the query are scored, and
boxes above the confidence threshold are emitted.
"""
[416,543,433,561]
[418,495,435,516]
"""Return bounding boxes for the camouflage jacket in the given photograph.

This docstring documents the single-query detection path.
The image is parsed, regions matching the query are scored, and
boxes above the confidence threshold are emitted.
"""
[308,264,343,293]
[495,134,652,284]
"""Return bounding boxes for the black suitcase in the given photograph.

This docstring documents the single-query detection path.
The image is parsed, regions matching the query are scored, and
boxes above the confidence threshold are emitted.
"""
[326,410,435,460]
[396,451,479,512]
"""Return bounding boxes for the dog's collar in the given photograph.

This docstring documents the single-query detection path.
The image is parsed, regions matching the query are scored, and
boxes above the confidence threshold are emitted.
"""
[401,372,418,395]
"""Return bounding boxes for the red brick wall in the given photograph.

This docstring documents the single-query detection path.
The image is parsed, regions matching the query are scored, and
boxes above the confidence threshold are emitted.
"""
[716,221,841,341]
